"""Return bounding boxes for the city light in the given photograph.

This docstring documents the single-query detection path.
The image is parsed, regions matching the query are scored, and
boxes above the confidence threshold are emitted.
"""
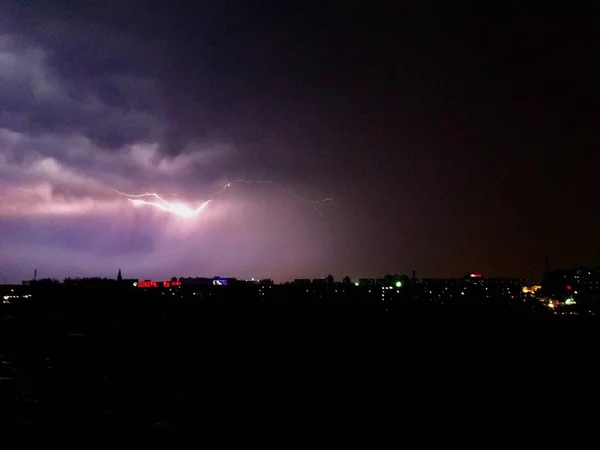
[522,285,542,294]
[136,280,182,288]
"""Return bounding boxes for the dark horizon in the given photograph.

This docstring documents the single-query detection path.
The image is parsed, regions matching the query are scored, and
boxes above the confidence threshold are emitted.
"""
[1,2,598,283]
[9,264,591,285]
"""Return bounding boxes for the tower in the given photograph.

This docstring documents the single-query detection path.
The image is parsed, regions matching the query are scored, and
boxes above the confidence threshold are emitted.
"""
[117,268,122,282]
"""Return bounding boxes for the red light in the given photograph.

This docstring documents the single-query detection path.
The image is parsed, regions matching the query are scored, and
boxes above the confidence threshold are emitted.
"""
[470,273,482,278]
[566,285,572,291]
[137,280,180,288]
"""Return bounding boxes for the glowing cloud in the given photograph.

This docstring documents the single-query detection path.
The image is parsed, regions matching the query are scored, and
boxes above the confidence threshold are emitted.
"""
[113,180,334,220]
[113,190,212,219]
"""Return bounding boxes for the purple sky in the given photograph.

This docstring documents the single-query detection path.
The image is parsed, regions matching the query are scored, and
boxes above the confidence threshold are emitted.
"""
[0,2,598,283]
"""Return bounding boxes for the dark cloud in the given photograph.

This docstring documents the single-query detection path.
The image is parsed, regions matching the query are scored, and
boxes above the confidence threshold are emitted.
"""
[1,0,370,196]
[0,1,598,282]
[2,1,351,171]
[0,39,164,149]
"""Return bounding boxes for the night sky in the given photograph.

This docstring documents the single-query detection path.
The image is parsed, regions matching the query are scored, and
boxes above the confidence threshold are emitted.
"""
[0,1,598,283]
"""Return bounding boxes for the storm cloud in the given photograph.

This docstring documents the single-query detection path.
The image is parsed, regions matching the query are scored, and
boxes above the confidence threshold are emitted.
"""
[2,1,597,283]
[0,2,341,282]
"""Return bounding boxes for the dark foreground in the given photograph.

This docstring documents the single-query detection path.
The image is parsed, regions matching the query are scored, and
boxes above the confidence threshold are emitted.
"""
[0,285,590,443]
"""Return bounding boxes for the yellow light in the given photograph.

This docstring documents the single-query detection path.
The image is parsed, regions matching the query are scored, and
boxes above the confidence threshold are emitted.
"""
[523,285,542,294]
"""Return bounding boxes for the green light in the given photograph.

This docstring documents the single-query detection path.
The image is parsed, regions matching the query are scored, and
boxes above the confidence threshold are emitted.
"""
[395,281,402,288]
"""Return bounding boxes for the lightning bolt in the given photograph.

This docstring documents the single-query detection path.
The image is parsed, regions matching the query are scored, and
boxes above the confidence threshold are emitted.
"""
[211,181,233,195]
[208,179,334,217]
[114,179,333,218]
[233,180,333,216]
[112,189,212,219]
